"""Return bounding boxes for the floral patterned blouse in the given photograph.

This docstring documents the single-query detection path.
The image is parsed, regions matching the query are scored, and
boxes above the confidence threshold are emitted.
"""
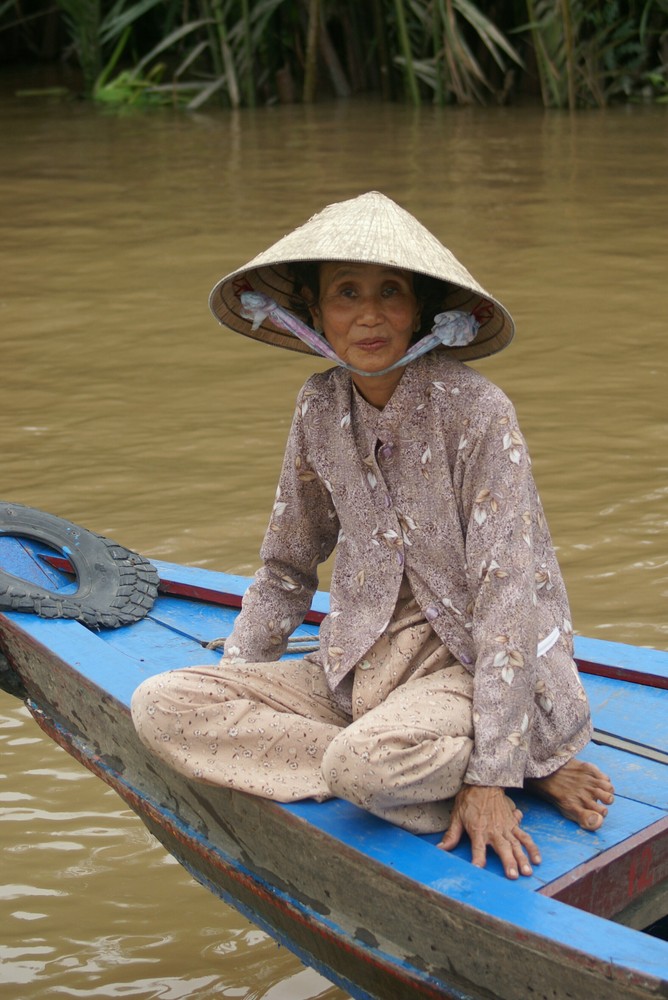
[225,350,591,788]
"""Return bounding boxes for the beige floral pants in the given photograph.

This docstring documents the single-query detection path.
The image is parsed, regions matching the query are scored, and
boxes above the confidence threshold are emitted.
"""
[131,590,474,834]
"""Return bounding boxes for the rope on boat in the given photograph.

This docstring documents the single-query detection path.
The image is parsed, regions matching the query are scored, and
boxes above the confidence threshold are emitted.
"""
[205,635,320,654]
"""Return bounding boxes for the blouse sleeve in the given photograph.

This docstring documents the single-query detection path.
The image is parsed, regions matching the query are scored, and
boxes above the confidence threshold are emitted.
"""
[223,383,340,663]
[458,389,543,787]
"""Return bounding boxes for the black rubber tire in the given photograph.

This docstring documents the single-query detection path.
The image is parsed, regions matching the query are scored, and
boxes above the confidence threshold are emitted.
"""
[0,502,159,629]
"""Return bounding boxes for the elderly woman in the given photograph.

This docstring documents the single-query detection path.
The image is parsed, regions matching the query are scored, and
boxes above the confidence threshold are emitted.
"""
[131,192,614,881]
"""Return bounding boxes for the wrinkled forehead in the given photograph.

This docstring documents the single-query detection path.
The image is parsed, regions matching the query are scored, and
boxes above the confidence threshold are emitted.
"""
[318,260,415,281]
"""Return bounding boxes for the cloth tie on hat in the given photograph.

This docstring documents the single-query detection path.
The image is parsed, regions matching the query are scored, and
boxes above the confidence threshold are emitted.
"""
[240,290,479,377]
[209,191,514,363]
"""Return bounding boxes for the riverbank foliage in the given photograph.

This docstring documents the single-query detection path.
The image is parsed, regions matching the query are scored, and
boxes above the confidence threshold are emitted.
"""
[2,0,667,109]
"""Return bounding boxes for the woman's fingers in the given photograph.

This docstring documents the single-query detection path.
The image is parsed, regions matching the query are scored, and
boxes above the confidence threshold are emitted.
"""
[514,822,542,866]
[488,827,533,879]
[438,786,542,879]
[438,811,464,852]
[468,831,488,870]
[491,818,541,878]
[494,838,524,879]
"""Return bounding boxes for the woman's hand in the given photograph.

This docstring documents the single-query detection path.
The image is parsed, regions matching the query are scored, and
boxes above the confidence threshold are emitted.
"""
[438,784,541,880]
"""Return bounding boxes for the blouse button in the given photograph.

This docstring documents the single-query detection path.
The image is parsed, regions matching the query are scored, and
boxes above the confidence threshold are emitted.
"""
[425,606,439,621]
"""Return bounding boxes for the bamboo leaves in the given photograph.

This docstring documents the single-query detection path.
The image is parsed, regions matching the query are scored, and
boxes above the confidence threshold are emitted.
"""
[303,0,320,102]
[5,0,664,108]
[521,0,651,108]
[56,0,165,95]
[394,0,523,106]
[394,0,420,105]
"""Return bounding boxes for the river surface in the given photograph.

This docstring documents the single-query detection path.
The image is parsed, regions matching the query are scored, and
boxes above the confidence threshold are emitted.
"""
[1,81,667,999]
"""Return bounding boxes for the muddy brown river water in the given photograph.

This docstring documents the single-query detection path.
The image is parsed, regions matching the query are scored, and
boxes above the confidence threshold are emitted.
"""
[1,86,667,999]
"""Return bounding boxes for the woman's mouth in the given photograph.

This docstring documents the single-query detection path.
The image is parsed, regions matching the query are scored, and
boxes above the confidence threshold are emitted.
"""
[354,338,388,351]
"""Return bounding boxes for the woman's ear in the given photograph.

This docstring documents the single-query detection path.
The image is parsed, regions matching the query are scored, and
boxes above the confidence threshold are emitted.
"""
[304,291,322,333]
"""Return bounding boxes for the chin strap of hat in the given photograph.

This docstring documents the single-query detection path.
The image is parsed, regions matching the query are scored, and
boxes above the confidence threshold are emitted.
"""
[239,290,479,377]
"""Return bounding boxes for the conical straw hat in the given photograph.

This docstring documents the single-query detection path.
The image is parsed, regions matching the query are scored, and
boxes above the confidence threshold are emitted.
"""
[209,191,514,362]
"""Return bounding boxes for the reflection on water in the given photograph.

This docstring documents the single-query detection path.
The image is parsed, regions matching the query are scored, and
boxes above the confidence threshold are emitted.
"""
[0,84,666,998]
[1,700,343,999]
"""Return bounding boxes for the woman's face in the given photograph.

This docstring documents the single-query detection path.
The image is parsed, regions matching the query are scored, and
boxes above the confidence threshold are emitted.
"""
[310,262,420,376]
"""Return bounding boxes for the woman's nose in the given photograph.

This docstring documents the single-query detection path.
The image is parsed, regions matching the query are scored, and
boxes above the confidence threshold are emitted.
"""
[357,294,383,324]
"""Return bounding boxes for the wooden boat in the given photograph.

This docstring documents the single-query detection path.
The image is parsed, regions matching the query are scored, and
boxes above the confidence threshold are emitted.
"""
[1,527,667,1000]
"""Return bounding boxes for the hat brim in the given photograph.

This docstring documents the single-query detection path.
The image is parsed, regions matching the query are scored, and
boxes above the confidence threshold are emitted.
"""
[209,192,514,362]
[210,258,513,363]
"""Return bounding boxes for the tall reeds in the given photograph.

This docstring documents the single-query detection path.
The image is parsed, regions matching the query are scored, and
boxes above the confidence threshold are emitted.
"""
[393,0,420,106]
[1,0,665,108]
[522,0,658,108]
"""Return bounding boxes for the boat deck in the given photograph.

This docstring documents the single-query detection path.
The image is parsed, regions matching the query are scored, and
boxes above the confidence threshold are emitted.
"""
[1,539,667,996]
[151,562,668,931]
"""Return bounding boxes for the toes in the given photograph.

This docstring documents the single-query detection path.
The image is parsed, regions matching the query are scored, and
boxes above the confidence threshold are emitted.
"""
[585,763,610,783]
[584,812,604,830]
[529,760,614,832]
[591,785,613,806]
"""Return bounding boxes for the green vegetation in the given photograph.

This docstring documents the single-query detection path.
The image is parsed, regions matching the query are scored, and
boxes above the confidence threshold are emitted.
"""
[2,0,666,109]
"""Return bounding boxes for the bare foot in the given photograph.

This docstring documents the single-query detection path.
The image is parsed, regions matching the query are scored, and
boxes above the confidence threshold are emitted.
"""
[526,759,614,831]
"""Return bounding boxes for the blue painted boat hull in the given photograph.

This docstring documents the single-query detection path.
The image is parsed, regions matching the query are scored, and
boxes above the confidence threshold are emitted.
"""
[1,540,667,1000]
